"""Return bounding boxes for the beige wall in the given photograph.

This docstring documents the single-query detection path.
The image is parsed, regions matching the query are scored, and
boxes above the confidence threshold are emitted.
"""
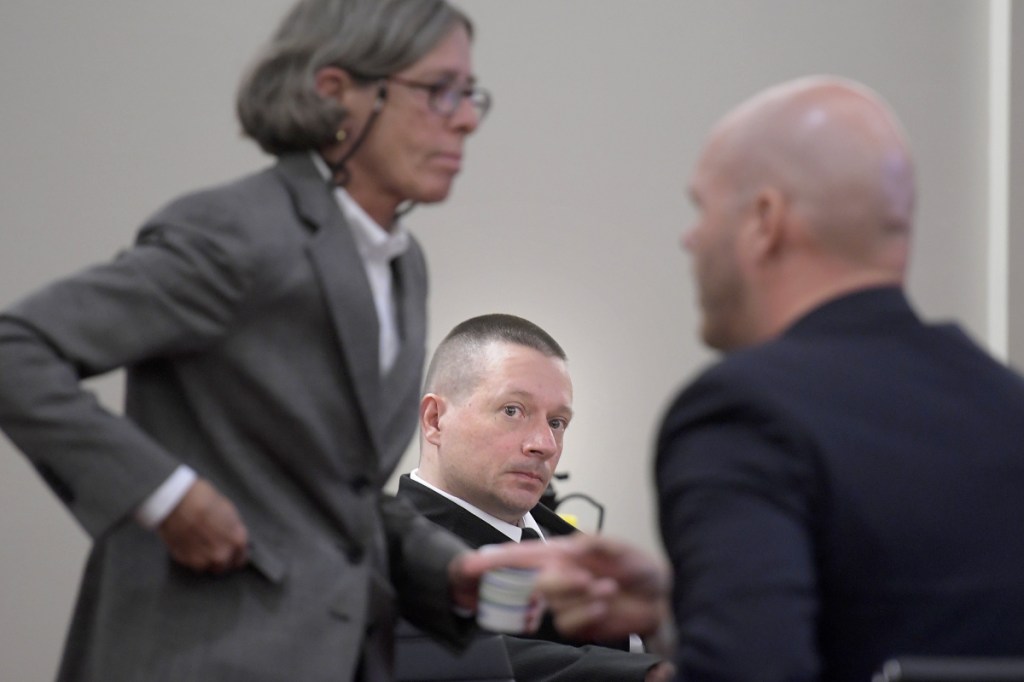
[0,1,1006,679]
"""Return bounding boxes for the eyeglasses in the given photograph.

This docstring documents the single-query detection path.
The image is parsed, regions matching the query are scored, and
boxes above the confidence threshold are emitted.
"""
[386,76,492,120]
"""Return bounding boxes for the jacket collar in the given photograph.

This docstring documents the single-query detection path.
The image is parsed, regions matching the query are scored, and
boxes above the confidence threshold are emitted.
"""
[784,286,919,339]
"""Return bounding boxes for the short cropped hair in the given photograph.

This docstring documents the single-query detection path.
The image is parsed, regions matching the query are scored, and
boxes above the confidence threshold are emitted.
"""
[237,0,472,156]
[424,314,567,400]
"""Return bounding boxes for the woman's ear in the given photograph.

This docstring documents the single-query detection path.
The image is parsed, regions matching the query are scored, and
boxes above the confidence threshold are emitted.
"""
[314,66,356,101]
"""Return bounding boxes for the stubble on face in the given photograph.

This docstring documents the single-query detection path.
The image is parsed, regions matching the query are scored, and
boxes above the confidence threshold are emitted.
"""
[686,138,751,352]
[437,344,572,524]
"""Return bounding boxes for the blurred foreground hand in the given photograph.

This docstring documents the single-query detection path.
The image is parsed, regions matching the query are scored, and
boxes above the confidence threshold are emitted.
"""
[450,534,672,645]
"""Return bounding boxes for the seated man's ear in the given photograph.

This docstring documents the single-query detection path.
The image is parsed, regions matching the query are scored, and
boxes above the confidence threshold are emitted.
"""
[420,394,446,446]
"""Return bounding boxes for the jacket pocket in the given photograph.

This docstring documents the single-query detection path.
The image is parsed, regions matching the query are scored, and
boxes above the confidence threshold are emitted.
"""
[248,539,287,584]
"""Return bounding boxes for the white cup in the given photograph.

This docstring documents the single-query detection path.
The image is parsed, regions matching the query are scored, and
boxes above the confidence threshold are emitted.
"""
[477,558,539,634]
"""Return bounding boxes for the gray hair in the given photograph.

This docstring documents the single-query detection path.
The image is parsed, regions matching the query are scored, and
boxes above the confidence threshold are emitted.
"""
[424,314,567,400]
[237,0,472,156]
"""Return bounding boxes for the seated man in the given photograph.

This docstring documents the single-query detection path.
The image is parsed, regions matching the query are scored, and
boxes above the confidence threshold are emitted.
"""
[396,313,672,682]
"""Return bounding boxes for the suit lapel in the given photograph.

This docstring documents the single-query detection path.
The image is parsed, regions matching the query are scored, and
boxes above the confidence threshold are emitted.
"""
[274,154,385,459]
[397,475,580,545]
[376,246,427,474]
[530,504,578,537]
[397,475,511,548]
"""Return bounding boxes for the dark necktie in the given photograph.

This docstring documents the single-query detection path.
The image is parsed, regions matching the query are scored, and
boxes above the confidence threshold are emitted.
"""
[519,528,542,542]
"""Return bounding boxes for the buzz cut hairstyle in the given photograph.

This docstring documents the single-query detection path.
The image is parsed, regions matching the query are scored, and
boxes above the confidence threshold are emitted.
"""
[424,314,566,400]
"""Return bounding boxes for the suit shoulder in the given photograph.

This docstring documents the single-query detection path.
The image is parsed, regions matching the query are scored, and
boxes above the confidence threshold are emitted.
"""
[667,339,802,411]
[656,338,825,465]
[135,165,311,290]
[147,165,292,239]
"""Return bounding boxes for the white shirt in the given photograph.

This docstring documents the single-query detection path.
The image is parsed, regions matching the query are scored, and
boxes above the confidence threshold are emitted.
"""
[136,153,408,528]
[313,152,410,376]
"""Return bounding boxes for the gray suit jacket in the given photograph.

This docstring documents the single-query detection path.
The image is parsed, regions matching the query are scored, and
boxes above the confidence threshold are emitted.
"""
[0,154,470,681]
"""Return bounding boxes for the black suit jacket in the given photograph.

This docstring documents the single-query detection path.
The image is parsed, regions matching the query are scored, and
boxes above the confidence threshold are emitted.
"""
[397,474,663,681]
[656,287,1024,682]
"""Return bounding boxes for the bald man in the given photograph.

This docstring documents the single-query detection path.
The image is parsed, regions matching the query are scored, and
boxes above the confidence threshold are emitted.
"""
[656,76,1024,681]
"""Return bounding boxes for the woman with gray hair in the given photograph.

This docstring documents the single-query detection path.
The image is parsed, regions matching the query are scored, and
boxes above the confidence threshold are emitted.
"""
[0,0,492,680]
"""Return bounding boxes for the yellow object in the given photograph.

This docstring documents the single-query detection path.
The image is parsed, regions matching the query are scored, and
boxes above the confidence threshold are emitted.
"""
[558,513,579,528]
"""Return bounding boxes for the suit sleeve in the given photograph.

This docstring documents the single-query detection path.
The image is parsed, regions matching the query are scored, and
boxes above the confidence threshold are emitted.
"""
[382,494,477,646]
[503,636,663,682]
[655,378,822,681]
[0,205,257,538]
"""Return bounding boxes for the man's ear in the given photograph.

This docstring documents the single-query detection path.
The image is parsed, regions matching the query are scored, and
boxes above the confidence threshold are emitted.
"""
[746,186,787,261]
[420,394,446,447]
[314,65,358,102]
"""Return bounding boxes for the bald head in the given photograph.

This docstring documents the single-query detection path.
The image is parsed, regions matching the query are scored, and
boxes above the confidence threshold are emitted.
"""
[709,76,915,268]
[684,76,917,351]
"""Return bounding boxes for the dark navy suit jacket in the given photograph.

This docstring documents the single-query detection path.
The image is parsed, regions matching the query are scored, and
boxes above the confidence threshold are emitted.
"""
[656,287,1024,681]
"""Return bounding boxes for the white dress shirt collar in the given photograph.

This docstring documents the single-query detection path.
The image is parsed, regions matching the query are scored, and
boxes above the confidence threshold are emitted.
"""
[310,152,409,374]
[309,152,411,257]
[410,469,545,543]
[334,187,411,262]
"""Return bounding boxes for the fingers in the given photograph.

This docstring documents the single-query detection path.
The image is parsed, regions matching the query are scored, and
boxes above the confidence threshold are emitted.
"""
[532,537,671,640]
[523,594,547,633]
[447,551,483,612]
[645,661,678,682]
[158,478,250,574]
[457,539,557,577]
[454,534,671,641]
[457,535,633,579]
[537,569,618,639]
